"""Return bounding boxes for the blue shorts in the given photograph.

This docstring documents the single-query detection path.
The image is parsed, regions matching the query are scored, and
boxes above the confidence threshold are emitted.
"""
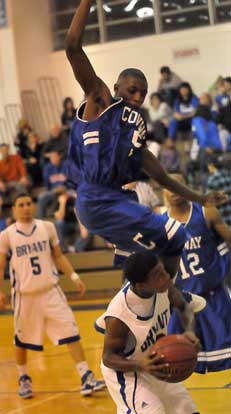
[77,186,186,265]
[168,285,231,373]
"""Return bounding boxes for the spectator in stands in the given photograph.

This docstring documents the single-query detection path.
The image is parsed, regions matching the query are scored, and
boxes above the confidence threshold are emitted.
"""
[43,124,69,159]
[157,66,182,107]
[148,92,172,143]
[54,191,79,252]
[0,144,30,202]
[207,153,231,227]
[159,137,180,173]
[23,132,44,186]
[61,97,76,134]
[191,93,223,153]
[15,119,32,158]
[168,82,199,141]
[37,150,67,218]
[215,79,231,110]
[54,191,93,252]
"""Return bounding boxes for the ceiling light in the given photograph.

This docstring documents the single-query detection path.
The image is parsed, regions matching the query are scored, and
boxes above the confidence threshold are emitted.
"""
[136,7,154,18]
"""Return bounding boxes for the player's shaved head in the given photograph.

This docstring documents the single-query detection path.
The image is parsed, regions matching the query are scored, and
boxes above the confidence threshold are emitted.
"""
[117,68,147,84]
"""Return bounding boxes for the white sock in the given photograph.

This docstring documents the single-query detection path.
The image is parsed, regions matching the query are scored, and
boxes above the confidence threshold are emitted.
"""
[76,361,90,379]
[16,364,28,378]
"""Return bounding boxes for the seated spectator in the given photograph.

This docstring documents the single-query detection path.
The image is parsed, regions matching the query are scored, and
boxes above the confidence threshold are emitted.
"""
[14,119,32,158]
[43,124,69,159]
[168,82,199,141]
[157,66,182,107]
[207,153,231,227]
[37,150,68,218]
[191,93,223,155]
[0,144,30,203]
[61,97,76,134]
[159,137,180,173]
[215,79,231,110]
[148,92,173,143]
[23,132,44,186]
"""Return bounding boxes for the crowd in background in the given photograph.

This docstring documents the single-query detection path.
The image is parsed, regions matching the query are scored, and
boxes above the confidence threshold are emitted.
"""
[1,66,231,253]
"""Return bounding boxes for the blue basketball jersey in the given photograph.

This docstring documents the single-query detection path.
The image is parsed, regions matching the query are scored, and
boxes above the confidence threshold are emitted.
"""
[67,98,146,191]
[66,98,186,262]
[174,203,230,294]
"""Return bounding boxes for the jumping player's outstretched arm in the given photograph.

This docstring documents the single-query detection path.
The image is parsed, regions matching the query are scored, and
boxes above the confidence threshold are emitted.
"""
[66,0,111,115]
[142,147,228,207]
[168,282,200,350]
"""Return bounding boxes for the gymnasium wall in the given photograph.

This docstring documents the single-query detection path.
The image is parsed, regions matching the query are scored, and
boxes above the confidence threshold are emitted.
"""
[7,0,231,109]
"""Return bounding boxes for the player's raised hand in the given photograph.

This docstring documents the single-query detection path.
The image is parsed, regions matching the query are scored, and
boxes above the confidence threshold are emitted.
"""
[0,291,6,309]
[202,191,228,207]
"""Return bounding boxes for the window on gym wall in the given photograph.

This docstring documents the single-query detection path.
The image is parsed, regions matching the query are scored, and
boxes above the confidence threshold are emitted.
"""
[49,0,230,50]
[160,0,210,32]
[50,0,100,50]
[103,0,155,42]
[215,0,231,23]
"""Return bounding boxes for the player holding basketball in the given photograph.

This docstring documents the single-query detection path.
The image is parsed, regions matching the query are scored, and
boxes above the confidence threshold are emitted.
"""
[0,193,105,398]
[101,252,200,414]
[163,175,231,373]
[66,0,226,276]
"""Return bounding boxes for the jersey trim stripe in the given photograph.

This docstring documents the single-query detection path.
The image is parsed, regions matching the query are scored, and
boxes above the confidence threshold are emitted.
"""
[198,347,231,361]
[83,131,99,139]
[116,371,132,414]
[166,221,182,240]
[132,372,138,414]
[84,138,99,146]
[16,225,37,237]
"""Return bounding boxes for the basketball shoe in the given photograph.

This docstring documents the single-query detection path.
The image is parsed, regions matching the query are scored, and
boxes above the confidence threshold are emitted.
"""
[81,370,106,396]
[18,374,33,398]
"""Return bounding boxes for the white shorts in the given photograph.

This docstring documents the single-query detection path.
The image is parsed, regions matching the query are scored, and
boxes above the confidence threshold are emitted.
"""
[101,363,198,414]
[14,285,79,350]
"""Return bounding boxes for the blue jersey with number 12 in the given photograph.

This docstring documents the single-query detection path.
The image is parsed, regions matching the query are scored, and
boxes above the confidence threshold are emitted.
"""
[174,203,230,294]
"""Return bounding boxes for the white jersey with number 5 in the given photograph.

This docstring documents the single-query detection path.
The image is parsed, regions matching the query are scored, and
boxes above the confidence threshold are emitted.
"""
[0,219,59,293]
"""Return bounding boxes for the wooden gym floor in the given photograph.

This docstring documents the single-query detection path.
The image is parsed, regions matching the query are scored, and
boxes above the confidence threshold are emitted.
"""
[0,308,230,414]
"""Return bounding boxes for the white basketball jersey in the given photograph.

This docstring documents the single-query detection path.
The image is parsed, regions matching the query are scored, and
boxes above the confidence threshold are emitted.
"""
[104,283,170,361]
[0,219,59,293]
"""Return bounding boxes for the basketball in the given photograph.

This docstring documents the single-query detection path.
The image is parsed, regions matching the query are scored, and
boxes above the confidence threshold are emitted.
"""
[151,335,198,383]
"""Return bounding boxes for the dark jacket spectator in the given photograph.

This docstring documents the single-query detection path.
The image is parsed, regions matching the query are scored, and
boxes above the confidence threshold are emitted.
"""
[61,97,76,134]
[15,119,32,158]
[23,132,44,186]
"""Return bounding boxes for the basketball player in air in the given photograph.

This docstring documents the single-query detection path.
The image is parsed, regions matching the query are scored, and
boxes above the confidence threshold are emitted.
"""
[0,193,105,398]
[66,0,227,276]
[101,252,200,414]
[163,175,231,373]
